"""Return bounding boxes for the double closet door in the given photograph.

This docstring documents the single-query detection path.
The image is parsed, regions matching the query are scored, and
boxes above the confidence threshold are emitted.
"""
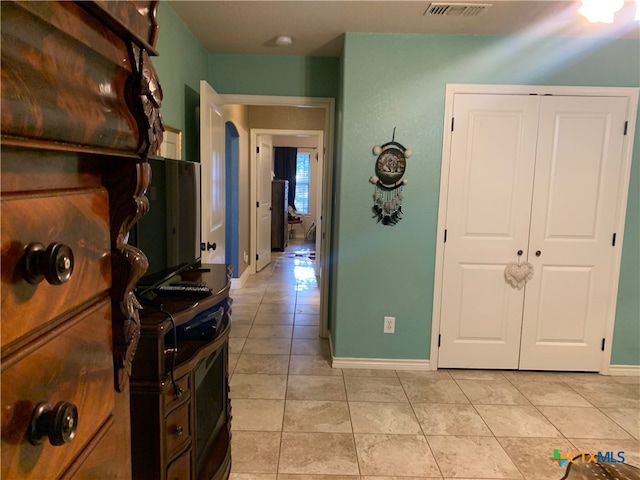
[438,92,630,371]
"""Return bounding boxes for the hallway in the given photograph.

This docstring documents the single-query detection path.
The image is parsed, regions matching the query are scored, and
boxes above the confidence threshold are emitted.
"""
[227,241,640,479]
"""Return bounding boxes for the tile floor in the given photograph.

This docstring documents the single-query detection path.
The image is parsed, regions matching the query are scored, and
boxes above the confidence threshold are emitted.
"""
[227,240,640,480]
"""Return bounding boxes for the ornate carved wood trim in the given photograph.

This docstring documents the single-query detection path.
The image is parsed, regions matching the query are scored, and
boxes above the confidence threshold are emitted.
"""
[108,38,164,391]
[106,159,151,392]
[138,48,164,156]
[108,16,162,390]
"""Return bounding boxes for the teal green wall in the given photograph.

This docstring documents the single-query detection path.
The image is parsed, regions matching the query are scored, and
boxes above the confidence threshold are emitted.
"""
[154,2,208,160]
[612,155,640,365]
[332,33,640,365]
[153,3,639,366]
[208,54,339,97]
[154,3,339,154]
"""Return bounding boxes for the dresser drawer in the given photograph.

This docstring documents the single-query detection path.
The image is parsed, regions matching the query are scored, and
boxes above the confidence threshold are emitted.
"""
[164,374,191,409]
[165,402,191,458]
[166,447,192,480]
[1,300,115,479]
[0,190,111,350]
[65,417,117,479]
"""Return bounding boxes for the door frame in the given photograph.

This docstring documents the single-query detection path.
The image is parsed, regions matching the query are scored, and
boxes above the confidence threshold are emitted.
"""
[430,84,639,374]
[250,129,324,276]
[221,95,335,339]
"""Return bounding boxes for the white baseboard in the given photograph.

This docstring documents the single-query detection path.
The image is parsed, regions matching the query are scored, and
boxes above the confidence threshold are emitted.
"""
[608,364,640,376]
[328,335,430,370]
[331,356,430,371]
[231,267,251,289]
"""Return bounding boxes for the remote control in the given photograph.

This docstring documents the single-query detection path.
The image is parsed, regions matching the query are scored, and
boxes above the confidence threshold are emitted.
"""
[155,285,212,296]
[170,281,207,287]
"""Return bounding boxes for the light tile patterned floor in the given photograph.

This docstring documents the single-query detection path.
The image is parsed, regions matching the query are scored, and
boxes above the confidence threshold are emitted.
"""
[228,240,640,480]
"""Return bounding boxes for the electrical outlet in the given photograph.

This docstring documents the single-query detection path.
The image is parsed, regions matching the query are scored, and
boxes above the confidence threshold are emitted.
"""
[243,251,249,263]
[384,316,395,334]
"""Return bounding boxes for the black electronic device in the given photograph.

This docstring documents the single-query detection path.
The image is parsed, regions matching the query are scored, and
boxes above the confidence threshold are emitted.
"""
[155,284,212,296]
[130,157,202,297]
[170,281,207,287]
[176,306,223,340]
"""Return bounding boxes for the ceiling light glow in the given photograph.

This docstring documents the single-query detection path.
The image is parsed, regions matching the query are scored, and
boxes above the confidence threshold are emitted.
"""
[275,35,293,47]
[578,0,624,23]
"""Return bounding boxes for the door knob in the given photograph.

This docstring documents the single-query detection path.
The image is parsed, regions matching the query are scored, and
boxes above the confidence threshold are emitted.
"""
[207,242,217,251]
[28,401,78,446]
[535,250,542,257]
[23,242,74,285]
[517,250,523,256]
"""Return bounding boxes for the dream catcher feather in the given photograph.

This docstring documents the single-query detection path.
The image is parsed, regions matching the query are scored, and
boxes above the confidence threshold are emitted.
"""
[370,129,411,226]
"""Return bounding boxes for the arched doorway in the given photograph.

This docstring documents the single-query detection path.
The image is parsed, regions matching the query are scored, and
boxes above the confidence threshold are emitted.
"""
[225,121,240,277]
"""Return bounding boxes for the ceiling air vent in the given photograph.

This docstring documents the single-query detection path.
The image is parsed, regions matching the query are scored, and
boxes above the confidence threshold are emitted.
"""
[425,3,492,17]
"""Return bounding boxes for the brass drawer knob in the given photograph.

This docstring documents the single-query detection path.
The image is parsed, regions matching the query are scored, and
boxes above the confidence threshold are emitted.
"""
[28,401,79,446]
[23,242,74,285]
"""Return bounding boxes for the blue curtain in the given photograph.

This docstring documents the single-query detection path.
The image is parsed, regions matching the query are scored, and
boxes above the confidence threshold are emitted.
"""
[274,147,297,209]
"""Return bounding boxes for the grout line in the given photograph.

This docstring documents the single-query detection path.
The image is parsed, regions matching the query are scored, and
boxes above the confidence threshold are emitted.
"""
[341,369,362,477]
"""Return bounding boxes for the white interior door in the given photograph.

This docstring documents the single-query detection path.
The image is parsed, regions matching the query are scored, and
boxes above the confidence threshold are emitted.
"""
[439,91,632,372]
[315,133,325,278]
[519,96,628,371]
[256,135,272,271]
[438,94,540,369]
[200,80,225,264]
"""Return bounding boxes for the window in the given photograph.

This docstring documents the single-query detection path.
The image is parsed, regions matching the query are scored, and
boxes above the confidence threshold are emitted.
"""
[294,152,311,214]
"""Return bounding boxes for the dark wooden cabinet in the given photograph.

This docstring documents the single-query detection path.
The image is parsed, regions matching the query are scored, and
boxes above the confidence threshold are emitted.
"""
[272,179,289,251]
[1,1,162,478]
[130,265,232,480]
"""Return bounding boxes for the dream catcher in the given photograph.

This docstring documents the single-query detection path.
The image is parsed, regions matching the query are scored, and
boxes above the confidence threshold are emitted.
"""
[370,129,411,226]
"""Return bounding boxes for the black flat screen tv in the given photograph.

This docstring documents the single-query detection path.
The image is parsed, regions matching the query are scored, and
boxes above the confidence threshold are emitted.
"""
[129,157,202,294]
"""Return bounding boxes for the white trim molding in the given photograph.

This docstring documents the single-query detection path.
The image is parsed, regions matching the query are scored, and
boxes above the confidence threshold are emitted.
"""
[221,94,335,341]
[608,365,640,376]
[327,331,432,371]
[332,356,430,371]
[328,327,430,370]
[231,265,252,289]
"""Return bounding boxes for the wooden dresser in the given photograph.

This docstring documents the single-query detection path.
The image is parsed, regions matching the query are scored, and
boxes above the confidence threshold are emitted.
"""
[1,2,162,478]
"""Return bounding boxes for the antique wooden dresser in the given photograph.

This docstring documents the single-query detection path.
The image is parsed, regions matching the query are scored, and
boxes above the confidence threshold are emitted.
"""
[1,1,162,478]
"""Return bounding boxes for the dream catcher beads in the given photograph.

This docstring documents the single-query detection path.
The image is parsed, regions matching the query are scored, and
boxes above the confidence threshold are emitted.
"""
[370,129,411,226]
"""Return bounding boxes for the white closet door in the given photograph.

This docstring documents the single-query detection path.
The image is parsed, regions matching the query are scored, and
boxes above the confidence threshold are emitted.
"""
[438,94,540,369]
[519,96,628,371]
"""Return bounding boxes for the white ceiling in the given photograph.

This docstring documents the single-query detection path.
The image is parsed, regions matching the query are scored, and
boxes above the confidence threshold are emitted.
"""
[168,1,639,57]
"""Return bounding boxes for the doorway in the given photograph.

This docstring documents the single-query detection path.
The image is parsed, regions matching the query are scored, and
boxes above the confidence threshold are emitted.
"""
[221,95,335,339]
[225,121,240,277]
[251,129,325,276]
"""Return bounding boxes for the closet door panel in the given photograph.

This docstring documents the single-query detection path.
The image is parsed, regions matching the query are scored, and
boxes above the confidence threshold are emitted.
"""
[438,94,539,369]
[520,96,628,371]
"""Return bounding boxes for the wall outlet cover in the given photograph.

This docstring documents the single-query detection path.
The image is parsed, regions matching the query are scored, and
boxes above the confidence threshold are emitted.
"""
[384,316,395,333]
